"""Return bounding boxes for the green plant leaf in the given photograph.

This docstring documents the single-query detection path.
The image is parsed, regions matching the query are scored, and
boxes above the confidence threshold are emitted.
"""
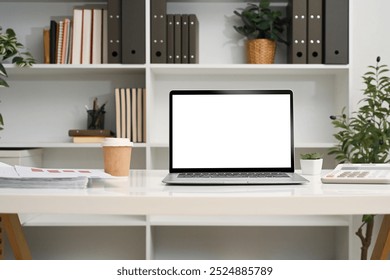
[0,77,9,87]
[0,63,7,77]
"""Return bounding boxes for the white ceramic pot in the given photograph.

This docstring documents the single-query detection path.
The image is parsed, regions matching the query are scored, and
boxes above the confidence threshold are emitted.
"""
[300,159,323,175]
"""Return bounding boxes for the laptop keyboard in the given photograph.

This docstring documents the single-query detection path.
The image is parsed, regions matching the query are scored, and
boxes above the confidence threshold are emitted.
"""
[178,172,289,178]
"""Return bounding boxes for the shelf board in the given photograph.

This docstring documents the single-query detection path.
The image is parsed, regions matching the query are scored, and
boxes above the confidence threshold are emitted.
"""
[0,142,333,149]
[4,64,146,76]
[19,214,147,227]
[0,142,147,148]
[150,64,349,76]
[149,215,350,226]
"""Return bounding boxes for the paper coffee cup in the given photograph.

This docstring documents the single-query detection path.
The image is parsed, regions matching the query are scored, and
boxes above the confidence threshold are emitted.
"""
[102,138,133,176]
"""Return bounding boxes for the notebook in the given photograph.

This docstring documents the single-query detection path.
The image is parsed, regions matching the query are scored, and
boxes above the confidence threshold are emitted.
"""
[162,90,308,185]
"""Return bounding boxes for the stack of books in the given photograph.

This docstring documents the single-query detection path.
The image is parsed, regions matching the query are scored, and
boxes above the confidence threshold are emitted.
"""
[114,88,146,143]
[68,129,114,143]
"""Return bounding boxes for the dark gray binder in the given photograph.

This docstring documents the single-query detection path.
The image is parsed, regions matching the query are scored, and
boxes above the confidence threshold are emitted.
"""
[166,14,175,63]
[307,0,323,64]
[288,0,307,64]
[181,14,189,64]
[121,0,145,64]
[107,0,122,63]
[188,14,199,64]
[150,0,166,63]
[324,0,349,64]
[174,14,182,64]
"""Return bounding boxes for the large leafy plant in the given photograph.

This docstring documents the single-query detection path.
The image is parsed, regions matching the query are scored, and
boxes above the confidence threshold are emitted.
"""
[0,26,35,130]
[329,57,390,259]
[233,0,288,44]
[329,57,390,163]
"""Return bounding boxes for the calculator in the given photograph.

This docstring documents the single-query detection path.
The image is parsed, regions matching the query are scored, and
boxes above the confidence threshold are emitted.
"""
[321,164,390,184]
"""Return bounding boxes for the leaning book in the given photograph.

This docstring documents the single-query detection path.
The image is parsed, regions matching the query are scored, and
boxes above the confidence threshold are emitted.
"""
[0,165,113,189]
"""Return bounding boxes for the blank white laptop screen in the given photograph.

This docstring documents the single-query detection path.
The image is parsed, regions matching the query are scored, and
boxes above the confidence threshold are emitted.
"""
[170,90,294,171]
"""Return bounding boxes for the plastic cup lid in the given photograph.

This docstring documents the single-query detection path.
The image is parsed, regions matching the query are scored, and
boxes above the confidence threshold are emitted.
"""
[102,138,133,147]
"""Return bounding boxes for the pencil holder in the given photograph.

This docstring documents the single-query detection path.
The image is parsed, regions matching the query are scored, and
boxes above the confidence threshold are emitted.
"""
[87,110,105,129]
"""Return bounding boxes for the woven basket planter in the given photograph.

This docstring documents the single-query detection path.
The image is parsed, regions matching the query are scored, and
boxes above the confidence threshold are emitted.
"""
[246,39,276,64]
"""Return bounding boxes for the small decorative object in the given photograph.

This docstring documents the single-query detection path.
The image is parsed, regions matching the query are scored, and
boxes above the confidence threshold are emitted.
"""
[329,56,390,259]
[300,153,323,175]
[0,26,35,130]
[233,0,288,64]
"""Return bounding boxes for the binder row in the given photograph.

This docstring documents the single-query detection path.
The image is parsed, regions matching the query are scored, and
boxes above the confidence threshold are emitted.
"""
[43,0,145,64]
[114,88,146,143]
[150,0,199,63]
[289,0,349,64]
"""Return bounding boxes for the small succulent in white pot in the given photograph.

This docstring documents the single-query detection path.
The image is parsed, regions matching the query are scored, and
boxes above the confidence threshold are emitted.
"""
[300,153,323,175]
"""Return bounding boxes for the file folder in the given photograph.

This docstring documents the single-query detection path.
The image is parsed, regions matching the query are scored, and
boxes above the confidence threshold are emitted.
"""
[188,14,199,64]
[150,0,167,63]
[288,0,307,64]
[174,14,182,64]
[122,0,145,64]
[181,14,189,64]
[324,0,349,64]
[167,14,175,63]
[307,0,323,64]
[107,0,122,63]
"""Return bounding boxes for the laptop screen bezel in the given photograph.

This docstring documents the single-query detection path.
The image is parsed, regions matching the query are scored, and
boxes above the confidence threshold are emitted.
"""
[169,90,295,173]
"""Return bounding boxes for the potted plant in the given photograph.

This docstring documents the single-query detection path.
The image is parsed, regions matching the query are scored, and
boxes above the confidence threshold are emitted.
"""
[233,0,289,64]
[329,56,390,259]
[0,26,35,130]
[300,152,323,175]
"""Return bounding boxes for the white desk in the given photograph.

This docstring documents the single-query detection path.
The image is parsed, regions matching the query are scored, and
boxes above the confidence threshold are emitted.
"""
[1,170,390,215]
[0,170,390,259]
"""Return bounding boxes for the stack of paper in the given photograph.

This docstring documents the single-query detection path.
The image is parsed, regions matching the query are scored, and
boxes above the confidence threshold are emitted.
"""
[0,165,113,189]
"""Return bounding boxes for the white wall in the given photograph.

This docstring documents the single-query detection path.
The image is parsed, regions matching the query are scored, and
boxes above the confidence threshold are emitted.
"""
[350,0,390,110]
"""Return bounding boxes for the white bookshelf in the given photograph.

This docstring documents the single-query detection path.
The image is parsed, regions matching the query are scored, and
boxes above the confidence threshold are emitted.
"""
[0,0,360,260]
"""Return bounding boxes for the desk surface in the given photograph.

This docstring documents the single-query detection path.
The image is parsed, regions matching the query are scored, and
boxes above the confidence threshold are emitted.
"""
[1,170,390,216]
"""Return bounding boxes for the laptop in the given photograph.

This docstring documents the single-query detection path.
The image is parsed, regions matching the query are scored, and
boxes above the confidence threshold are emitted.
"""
[162,90,308,185]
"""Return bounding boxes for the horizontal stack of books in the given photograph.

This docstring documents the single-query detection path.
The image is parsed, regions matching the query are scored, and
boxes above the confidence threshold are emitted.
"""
[68,129,114,143]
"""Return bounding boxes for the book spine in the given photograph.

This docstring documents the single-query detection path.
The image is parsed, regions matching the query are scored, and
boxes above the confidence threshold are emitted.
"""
[107,0,122,63]
[150,0,167,63]
[122,0,146,64]
[56,20,64,64]
[82,9,92,64]
[288,0,307,64]
[43,28,50,64]
[181,14,189,64]
[120,88,126,139]
[324,0,349,64]
[49,20,57,64]
[174,14,182,64]
[114,88,121,138]
[137,88,143,143]
[188,14,199,64]
[91,8,103,64]
[71,9,83,64]
[166,14,175,64]
[131,88,138,142]
[307,0,323,64]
